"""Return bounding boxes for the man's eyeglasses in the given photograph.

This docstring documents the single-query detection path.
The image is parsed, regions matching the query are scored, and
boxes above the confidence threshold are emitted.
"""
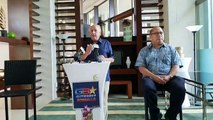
[150,32,163,35]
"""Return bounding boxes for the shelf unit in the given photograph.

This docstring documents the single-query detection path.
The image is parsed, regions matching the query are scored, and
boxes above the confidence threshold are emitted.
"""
[110,69,137,75]
[128,0,164,96]
[141,0,164,36]
[31,0,43,98]
[107,38,139,95]
[55,0,81,98]
[6,0,43,109]
[111,41,136,46]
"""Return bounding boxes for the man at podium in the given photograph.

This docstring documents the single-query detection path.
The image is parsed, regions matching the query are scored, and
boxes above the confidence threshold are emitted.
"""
[80,24,114,120]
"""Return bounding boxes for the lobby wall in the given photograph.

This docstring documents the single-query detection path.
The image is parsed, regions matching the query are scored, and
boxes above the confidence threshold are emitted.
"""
[163,0,196,72]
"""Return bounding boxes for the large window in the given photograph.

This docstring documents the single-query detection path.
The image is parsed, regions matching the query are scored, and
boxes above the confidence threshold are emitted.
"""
[98,1,109,37]
[196,0,213,72]
[115,0,133,37]
[88,10,94,25]
[196,0,213,49]
[83,0,134,37]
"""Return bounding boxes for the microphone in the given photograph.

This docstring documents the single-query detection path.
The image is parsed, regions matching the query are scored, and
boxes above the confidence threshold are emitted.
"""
[73,47,85,62]
[92,44,99,50]
[92,44,100,61]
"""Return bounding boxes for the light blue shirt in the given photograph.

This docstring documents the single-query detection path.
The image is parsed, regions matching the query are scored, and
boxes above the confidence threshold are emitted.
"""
[135,43,181,75]
[83,38,114,81]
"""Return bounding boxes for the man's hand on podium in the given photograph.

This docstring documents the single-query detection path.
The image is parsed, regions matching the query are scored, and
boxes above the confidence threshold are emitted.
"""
[98,55,114,63]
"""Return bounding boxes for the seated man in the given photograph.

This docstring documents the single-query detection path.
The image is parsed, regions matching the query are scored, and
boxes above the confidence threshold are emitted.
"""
[135,27,186,120]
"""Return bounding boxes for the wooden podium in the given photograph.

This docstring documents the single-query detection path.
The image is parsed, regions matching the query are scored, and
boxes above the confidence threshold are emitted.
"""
[63,62,110,120]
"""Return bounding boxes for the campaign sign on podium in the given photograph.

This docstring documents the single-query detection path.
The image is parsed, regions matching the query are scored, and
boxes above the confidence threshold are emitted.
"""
[63,62,110,120]
[72,81,100,108]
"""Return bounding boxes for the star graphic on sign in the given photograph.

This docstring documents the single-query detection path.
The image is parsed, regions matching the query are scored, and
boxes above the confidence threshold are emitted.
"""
[90,86,96,94]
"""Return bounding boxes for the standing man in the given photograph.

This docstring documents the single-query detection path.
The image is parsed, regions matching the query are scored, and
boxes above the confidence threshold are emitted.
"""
[135,27,185,120]
[80,24,114,120]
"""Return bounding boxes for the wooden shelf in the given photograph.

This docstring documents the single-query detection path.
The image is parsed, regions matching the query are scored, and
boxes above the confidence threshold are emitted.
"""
[141,0,162,2]
[5,0,43,109]
[33,57,41,60]
[33,49,41,52]
[55,22,75,26]
[36,79,42,83]
[33,34,41,38]
[33,26,40,31]
[142,3,163,8]
[55,1,75,7]
[56,43,76,45]
[36,65,42,68]
[36,86,42,90]
[111,41,136,46]
[56,50,76,52]
[55,29,76,32]
[110,69,137,75]
[0,37,28,45]
[56,56,74,59]
[32,18,40,23]
[142,19,164,22]
[56,36,76,39]
[55,9,75,13]
[55,16,75,19]
[32,11,40,16]
[54,0,96,98]
[33,42,41,45]
[110,8,133,22]
[36,72,42,75]
[32,3,39,9]
[142,26,164,29]
[36,93,42,98]
[142,11,163,15]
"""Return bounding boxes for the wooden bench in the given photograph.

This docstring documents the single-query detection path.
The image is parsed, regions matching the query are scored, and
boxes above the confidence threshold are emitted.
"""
[110,80,132,99]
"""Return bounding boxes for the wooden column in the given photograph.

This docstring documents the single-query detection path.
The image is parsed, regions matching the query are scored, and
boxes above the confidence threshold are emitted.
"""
[135,0,143,96]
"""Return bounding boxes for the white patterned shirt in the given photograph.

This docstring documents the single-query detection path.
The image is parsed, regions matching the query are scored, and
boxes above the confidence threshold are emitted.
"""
[135,43,181,75]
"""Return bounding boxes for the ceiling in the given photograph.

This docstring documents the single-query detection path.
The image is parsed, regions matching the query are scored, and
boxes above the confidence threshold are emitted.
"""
[82,0,106,13]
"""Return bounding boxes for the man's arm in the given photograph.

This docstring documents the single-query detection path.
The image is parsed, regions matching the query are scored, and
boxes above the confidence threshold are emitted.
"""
[138,66,155,79]
[138,66,166,84]
[80,44,93,61]
[160,64,179,82]
[80,52,90,61]
[168,64,179,79]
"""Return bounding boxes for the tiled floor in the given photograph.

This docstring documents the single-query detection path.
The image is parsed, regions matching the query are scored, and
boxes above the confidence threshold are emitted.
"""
[1,95,213,120]
[31,96,213,120]
[0,98,33,120]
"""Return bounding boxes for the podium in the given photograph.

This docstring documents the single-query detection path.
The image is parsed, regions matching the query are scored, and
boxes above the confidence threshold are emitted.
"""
[63,62,110,120]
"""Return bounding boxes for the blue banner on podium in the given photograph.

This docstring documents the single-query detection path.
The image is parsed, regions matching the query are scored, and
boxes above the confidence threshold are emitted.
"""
[72,81,100,108]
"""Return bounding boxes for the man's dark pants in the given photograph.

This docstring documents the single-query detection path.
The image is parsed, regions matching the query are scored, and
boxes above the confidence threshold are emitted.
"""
[142,76,186,120]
